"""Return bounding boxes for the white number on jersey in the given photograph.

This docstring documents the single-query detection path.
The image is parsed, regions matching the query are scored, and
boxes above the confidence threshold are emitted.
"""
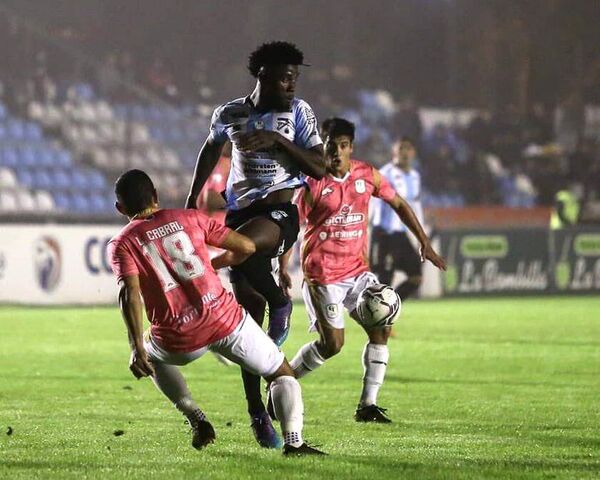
[142,231,204,292]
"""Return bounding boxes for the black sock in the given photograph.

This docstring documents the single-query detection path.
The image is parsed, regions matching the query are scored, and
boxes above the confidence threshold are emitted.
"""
[234,254,287,308]
[396,280,420,301]
[241,368,265,416]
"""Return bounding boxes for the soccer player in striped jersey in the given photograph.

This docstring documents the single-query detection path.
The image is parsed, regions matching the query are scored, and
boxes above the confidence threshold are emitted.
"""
[370,137,425,301]
[185,41,325,448]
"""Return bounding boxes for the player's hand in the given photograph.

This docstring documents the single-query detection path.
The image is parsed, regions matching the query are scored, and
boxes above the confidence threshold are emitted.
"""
[279,269,293,298]
[129,347,155,379]
[237,130,280,152]
[419,242,447,271]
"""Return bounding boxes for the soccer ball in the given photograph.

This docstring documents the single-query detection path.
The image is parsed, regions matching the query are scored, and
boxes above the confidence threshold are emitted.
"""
[356,284,401,328]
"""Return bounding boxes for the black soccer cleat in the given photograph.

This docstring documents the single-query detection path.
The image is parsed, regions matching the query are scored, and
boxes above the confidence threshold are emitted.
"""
[354,404,392,424]
[283,442,327,456]
[189,419,216,450]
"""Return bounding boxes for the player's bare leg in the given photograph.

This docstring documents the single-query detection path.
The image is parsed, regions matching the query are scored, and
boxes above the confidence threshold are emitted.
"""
[289,321,343,378]
[231,274,281,448]
[150,362,215,449]
[234,216,292,345]
[265,360,325,456]
[354,323,393,423]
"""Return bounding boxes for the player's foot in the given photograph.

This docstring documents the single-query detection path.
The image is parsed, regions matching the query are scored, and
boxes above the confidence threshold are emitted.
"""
[354,404,392,423]
[250,411,282,448]
[283,443,327,456]
[189,418,216,450]
[267,299,292,346]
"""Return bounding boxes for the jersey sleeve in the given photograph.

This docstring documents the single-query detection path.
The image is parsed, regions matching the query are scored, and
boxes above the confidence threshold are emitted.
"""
[373,169,396,202]
[107,238,139,283]
[294,100,322,149]
[207,105,228,144]
[195,211,232,247]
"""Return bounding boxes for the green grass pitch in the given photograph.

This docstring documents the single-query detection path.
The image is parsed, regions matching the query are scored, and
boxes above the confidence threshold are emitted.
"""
[1,297,599,479]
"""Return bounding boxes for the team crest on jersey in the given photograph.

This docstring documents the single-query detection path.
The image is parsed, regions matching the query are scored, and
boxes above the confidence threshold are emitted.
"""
[254,120,264,130]
[326,303,338,319]
[355,179,366,194]
[319,231,328,241]
[270,210,288,221]
[276,117,294,134]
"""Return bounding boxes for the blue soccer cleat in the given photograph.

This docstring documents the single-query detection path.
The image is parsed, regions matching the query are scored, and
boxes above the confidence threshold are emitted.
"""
[267,299,292,346]
[250,410,282,449]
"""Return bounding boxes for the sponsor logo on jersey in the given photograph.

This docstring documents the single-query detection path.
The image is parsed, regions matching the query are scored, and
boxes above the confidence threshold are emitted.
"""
[321,187,334,196]
[324,204,365,226]
[355,179,366,194]
[326,303,338,319]
[34,236,61,292]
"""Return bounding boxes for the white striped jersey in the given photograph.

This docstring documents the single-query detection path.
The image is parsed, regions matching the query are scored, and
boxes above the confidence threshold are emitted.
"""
[370,163,423,233]
[208,96,322,210]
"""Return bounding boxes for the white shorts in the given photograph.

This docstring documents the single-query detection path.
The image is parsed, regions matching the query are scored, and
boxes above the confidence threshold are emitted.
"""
[145,311,285,378]
[302,271,379,331]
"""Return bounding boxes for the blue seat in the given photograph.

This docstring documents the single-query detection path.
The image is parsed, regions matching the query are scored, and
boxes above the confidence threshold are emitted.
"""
[38,170,53,190]
[52,170,71,189]
[25,123,43,141]
[71,193,90,212]
[71,170,88,190]
[7,120,25,140]
[88,171,107,190]
[16,169,34,187]
[55,150,72,167]
[37,148,54,167]
[0,123,6,141]
[19,146,38,167]
[53,192,70,210]
[0,103,7,119]
[1,146,18,167]
[89,194,106,213]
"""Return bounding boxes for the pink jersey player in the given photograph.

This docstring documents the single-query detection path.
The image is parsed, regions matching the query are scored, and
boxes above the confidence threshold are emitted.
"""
[281,118,446,424]
[108,208,242,351]
[107,169,326,455]
[298,159,396,286]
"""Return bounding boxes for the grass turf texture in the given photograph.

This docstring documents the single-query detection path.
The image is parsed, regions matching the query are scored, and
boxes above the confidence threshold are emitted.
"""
[1,297,599,479]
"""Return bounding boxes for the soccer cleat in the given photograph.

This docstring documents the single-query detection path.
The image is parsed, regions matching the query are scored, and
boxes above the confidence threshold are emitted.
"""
[267,299,292,346]
[189,419,216,450]
[283,443,327,456]
[354,404,392,424]
[251,411,282,449]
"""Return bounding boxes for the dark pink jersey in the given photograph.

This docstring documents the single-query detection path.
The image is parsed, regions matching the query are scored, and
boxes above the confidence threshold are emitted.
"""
[297,160,396,285]
[107,209,242,352]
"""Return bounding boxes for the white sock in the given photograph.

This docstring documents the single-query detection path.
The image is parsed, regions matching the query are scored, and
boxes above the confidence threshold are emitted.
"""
[270,375,304,447]
[289,341,326,379]
[151,362,206,421]
[359,343,389,407]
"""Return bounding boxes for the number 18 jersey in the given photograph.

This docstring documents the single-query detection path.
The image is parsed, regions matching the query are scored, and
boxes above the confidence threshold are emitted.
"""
[107,209,243,352]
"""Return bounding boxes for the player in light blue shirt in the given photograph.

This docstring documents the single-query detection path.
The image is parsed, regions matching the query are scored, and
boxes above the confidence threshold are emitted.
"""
[186,42,325,450]
[370,137,425,301]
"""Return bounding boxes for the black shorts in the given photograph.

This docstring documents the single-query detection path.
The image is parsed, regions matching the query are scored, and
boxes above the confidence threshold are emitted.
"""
[370,227,422,277]
[225,201,300,258]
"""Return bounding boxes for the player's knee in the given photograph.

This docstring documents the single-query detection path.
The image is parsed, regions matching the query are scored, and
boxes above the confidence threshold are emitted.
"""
[368,326,391,344]
[320,337,344,358]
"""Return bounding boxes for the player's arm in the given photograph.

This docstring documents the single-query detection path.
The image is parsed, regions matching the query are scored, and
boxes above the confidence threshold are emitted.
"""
[374,169,446,270]
[210,230,256,270]
[185,138,224,209]
[237,132,325,179]
[203,189,227,212]
[117,275,155,379]
[277,249,293,298]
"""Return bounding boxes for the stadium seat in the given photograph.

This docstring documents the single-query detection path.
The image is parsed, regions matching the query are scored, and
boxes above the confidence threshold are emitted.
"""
[1,146,19,168]
[33,170,53,190]
[16,190,37,211]
[52,170,71,189]
[0,167,17,188]
[71,193,91,212]
[16,169,34,188]
[0,191,18,211]
[0,102,7,120]
[52,192,70,210]
[7,120,26,140]
[34,191,55,211]
[71,170,89,190]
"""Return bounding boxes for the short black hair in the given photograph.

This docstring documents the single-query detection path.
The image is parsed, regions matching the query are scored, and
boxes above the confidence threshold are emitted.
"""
[115,169,156,215]
[324,117,355,142]
[399,136,416,146]
[248,41,304,77]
